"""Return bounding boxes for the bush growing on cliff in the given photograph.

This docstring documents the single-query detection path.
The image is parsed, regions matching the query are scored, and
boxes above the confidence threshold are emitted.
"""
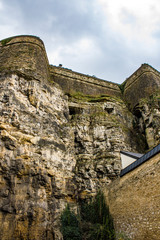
[80,191,115,240]
[60,192,115,240]
[60,205,82,240]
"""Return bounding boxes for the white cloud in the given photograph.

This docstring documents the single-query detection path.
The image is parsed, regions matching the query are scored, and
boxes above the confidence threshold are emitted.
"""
[0,0,160,83]
[98,0,160,45]
[48,37,101,68]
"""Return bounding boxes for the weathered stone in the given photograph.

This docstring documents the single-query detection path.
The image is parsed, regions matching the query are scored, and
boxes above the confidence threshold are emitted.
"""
[108,152,160,240]
[123,64,160,110]
[0,35,160,240]
[0,73,76,239]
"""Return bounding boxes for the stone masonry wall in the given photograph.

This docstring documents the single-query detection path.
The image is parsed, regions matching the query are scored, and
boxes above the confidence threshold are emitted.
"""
[0,35,50,82]
[50,65,122,98]
[107,152,160,240]
[123,64,160,110]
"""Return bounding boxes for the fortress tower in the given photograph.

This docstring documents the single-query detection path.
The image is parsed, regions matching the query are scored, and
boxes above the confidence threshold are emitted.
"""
[123,64,160,110]
[0,35,50,82]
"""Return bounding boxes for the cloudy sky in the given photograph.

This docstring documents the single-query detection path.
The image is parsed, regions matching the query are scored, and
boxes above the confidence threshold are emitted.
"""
[0,0,160,84]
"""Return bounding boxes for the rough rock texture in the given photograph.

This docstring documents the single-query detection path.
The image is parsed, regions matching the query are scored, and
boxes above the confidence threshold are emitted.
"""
[0,72,143,239]
[133,93,160,149]
[0,73,76,239]
[67,94,143,200]
[0,35,160,240]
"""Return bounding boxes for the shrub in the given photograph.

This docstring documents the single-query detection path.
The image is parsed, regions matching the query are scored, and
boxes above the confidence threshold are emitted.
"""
[60,192,115,240]
[60,205,82,240]
[80,191,115,240]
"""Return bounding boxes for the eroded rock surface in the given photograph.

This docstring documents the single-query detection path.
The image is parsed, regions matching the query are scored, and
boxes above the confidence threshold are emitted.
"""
[0,35,159,240]
[133,94,160,149]
[0,73,76,239]
[0,72,144,239]
[68,94,141,200]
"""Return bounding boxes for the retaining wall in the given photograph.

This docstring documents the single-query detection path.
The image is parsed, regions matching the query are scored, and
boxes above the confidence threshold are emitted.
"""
[107,152,160,240]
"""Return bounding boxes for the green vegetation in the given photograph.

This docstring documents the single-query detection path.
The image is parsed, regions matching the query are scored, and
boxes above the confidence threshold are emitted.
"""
[0,37,13,46]
[60,205,82,240]
[80,191,115,240]
[119,80,127,94]
[60,191,115,240]
[67,91,123,103]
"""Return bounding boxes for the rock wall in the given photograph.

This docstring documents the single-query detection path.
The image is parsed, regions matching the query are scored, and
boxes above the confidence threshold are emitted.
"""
[107,152,160,240]
[0,35,160,239]
[0,71,140,239]
[67,93,144,200]
[0,72,77,239]
[132,92,160,149]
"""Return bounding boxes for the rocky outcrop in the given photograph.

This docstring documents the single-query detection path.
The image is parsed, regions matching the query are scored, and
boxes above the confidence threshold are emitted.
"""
[0,73,76,239]
[0,35,159,239]
[68,93,142,200]
[0,71,143,239]
[133,94,160,149]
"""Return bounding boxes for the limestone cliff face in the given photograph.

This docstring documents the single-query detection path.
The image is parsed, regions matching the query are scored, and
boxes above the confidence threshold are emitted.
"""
[68,94,141,200]
[133,94,160,149]
[0,73,76,239]
[0,35,159,240]
[0,72,139,239]
[123,63,160,149]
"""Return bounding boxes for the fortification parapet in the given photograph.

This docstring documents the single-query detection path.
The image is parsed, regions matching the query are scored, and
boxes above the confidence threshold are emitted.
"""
[0,35,50,82]
[123,64,160,110]
[1,35,160,104]
[50,65,122,97]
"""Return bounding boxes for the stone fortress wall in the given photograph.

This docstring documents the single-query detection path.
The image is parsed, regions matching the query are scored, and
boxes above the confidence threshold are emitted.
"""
[50,63,160,111]
[50,63,160,110]
[107,151,160,240]
[50,65,122,98]
[1,35,160,106]
[0,35,50,82]
[123,64,160,110]
[0,35,160,240]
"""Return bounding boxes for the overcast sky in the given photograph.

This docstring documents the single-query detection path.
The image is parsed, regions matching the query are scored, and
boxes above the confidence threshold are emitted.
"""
[0,0,160,84]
